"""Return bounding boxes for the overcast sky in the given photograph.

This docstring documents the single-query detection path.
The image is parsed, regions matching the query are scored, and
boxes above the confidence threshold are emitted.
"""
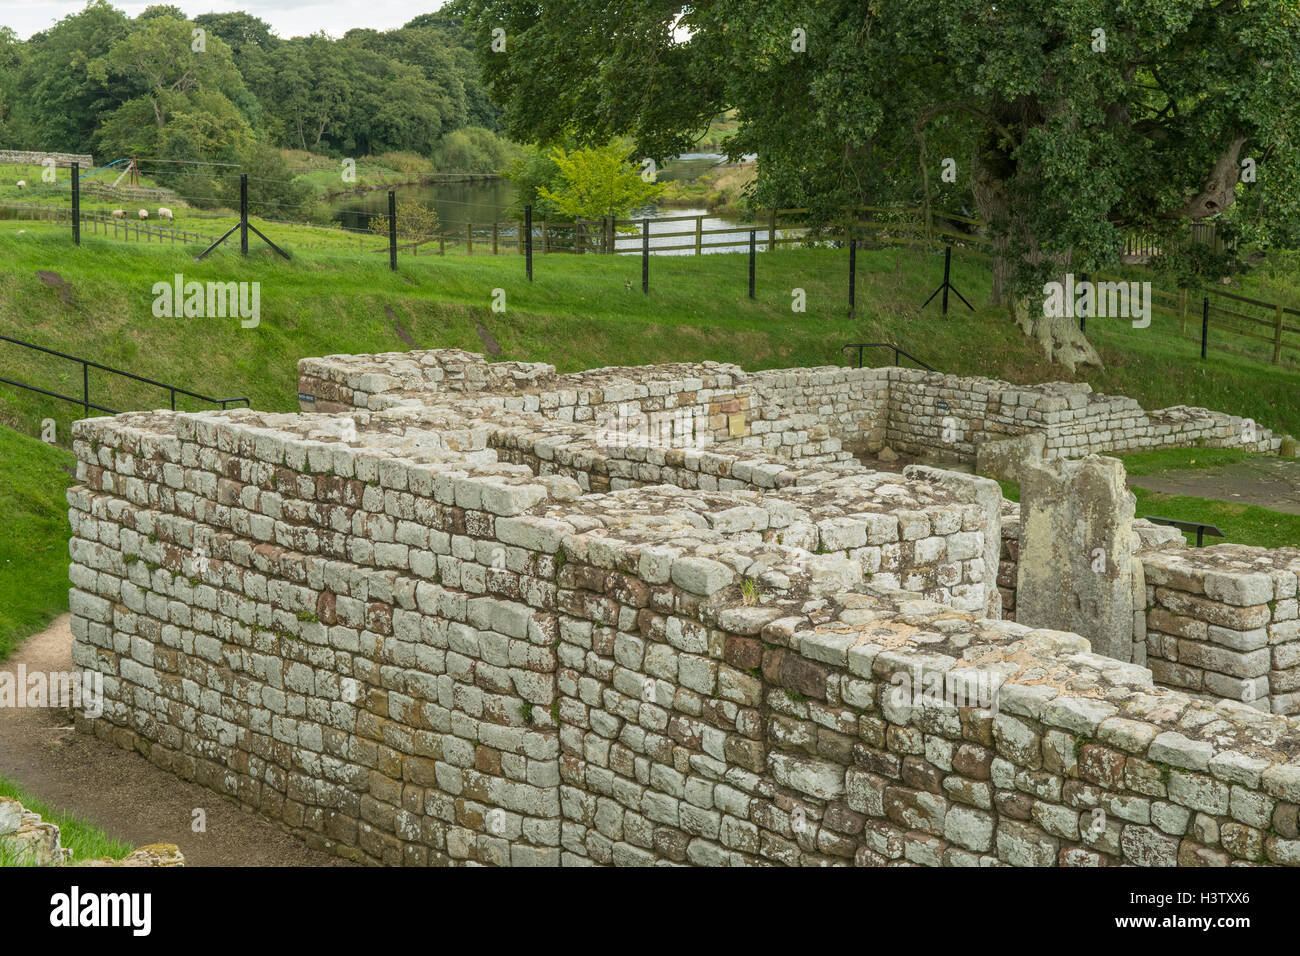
[5,0,446,40]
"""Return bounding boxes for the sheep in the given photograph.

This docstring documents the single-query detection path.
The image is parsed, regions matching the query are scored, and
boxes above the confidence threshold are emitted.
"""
[157,207,173,220]
[138,209,149,220]
[111,209,126,219]
[15,180,25,189]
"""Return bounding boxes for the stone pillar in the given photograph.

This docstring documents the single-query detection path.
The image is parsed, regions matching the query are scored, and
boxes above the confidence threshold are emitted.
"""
[1016,455,1135,660]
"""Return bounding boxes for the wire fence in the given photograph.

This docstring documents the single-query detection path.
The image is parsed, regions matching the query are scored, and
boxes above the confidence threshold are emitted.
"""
[6,170,1295,369]
[0,202,213,245]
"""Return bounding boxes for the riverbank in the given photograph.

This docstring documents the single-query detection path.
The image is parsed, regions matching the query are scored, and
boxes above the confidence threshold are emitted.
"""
[659,162,755,216]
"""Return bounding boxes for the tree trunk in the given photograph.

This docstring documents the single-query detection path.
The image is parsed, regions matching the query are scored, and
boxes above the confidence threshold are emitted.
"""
[972,138,1102,373]
[1009,290,1103,374]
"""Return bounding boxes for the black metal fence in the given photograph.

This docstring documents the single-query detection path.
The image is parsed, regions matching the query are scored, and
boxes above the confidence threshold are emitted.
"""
[0,332,250,417]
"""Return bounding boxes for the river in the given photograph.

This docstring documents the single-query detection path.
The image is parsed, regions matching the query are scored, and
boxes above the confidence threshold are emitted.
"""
[326,154,766,255]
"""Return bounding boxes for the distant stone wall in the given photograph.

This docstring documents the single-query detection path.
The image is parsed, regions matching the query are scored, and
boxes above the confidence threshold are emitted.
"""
[883,368,1282,463]
[300,353,1285,472]
[0,149,93,168]
[746,366,888,452]
[1145,546,1300,716]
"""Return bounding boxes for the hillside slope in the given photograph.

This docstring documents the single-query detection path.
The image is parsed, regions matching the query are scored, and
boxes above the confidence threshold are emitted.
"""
[1,227,1298,447]
[0,426,76,661]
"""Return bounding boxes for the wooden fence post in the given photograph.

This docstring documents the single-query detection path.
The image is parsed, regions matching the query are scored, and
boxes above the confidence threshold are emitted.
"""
[492,221,498,255]
[1273,304,1284,364]
[695,216,702,255]
[467,222,473,255]
[768,209,777,251]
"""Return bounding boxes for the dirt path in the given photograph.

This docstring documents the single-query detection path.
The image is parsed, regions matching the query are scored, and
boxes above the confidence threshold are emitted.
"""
[0,616,353,866]
[1128,457,1300,515]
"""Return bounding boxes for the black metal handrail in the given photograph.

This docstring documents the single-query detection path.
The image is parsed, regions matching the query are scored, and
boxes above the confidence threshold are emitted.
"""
[841,342,937,371]
[1142,515,1226,548]
[0,333,250,416]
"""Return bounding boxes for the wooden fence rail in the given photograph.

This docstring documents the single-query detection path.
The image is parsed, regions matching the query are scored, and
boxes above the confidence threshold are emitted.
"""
[0,202,213,245]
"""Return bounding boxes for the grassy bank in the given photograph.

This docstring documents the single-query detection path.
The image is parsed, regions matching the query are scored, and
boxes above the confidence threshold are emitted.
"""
[2,223,1300,448]
[0,427,76,662]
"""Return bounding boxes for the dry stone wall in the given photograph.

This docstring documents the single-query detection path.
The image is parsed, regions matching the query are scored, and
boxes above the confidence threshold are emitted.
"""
[1144,546,1300,717]
[299,352,1284,470]
[64,349,1300,867]
[0,149,94,167]
[883,368,1282,464]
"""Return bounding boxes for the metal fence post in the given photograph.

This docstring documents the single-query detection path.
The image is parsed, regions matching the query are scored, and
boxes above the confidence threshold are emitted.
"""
[941,245,951,315]
[388,190,397,271]
[71,162,80,246]
[642,218,649,293]
[240,173,248,256]
[748,229,756,299]
[848,238,856,316]
[1079,272,1087,332]
[1201,296,1209,359]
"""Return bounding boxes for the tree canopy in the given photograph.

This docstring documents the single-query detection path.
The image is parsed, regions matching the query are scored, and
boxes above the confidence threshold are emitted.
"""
[0,2,506,163]
[456,0,1300,368]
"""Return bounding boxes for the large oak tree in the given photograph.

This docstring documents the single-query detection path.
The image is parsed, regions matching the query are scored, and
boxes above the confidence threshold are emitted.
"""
[457,0,1300,370]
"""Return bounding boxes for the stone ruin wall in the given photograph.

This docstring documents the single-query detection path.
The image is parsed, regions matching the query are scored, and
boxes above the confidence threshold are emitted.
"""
[1143,547,1300,717]
[998,507,1300,718]
[64,349,1300,867]
[301,352,1281,469]
[881,368,1280,465]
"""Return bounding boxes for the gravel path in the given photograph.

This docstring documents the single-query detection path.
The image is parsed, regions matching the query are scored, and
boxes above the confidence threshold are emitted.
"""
[0,615,353,866]
[1129,457,1300,515]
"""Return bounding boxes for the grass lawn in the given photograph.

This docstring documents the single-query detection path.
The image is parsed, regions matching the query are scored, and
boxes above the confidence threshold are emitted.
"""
[996,473,1300,549]
[0,426,76,662]
[0,776,132,865]
[1113,447,1263,476]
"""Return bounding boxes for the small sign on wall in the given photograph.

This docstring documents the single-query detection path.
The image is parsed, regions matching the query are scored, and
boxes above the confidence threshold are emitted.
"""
[728,412,746,437]
[298,392,315,403]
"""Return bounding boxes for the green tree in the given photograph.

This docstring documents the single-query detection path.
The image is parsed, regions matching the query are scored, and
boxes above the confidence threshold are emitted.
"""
[437,126,520,173]
[368,197,441,244]
[90,13,253,158]
[458,0,1300,370]
[0,28,23,148]
[536,143,665,220]
[11,0,131,154]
